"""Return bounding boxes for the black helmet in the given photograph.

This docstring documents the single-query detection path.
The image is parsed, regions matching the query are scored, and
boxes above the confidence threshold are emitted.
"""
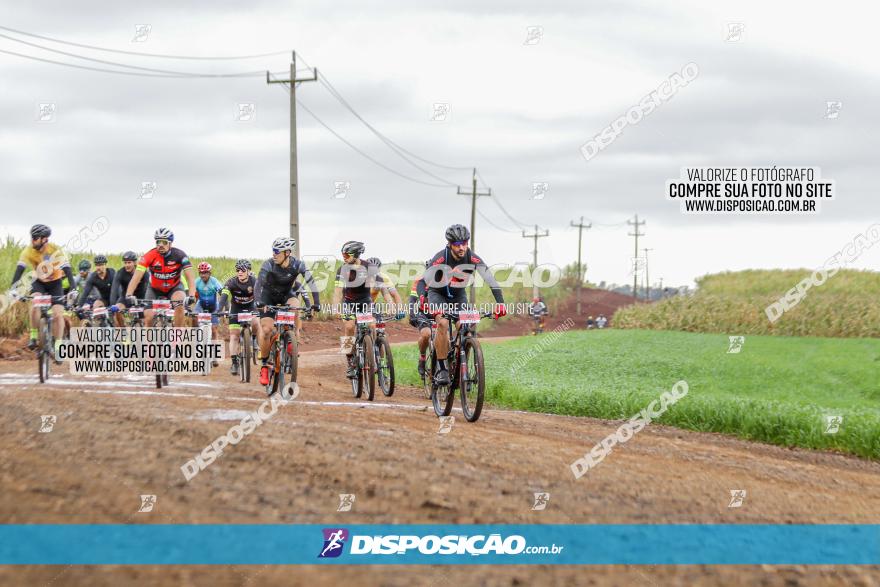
[94,254,108,265]
[341,240,365,258]
[235,259,252,271]
[30,224,51,239]
[78,259,92,271]
[365,256,381,268]
[122,251,138,262]
[445,224,470,242]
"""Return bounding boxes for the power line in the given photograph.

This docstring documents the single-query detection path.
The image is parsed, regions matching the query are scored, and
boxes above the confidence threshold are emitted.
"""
[0,24,289,60]
[0,31,285,78]
[476,209,519,233]
[318,74,459,187]
[269,75,451,188]
[473,169,530,229]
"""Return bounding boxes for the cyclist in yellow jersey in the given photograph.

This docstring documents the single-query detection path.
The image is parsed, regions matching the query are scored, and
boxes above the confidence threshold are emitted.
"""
[365,257,403,307]
[10,224,75,355]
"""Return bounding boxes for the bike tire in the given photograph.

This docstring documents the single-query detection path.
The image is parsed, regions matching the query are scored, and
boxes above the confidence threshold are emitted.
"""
[376,336,395,396]
[38,316,50,383]
[240,329,252,383]
[352,346,363,398]
[162,373,169,387]
[460,337,485,422]
[431,353,454,417]
[422,344,434,399]
[156,374,163,389]
[288,330,299,382]
[362,333,376,401]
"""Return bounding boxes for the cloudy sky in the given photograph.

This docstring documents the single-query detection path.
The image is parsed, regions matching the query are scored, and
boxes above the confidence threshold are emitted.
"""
[1,1,878,288]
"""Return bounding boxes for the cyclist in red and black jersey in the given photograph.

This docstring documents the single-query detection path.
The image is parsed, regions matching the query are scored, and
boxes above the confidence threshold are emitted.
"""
[125,227,196,327]
[424,224,506,385]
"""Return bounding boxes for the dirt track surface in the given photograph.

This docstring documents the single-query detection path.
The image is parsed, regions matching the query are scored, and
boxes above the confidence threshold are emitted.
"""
[1,339,879,586]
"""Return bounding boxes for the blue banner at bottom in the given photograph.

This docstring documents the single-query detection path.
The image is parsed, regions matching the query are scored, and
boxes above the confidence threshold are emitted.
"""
[0,524,877,565]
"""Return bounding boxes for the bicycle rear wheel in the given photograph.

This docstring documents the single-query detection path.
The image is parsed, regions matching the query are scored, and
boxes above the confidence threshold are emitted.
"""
[459,337,485,422]
[376,336,394,396]
[361,333,376,401]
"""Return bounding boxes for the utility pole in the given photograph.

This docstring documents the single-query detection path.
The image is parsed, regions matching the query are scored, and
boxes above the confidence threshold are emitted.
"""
[627,214,645,300]
[522,224,550,299]
[643,247,653,301]
[570,216,592,315]
[266,52,318,258]
[457,168,491,303]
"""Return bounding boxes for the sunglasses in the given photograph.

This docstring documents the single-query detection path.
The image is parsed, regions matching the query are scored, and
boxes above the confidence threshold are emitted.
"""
[155,239,170,246]
[449,240,468,246]
[272,248,286,255]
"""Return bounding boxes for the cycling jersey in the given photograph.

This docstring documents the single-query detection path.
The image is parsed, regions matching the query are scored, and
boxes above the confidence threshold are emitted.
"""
[77,269,116,306]
[254,257,320,307]
[195,276,223,302]
[336,260,381,303]
[110,267,146,304]
[15,243,69,282]
[424,247,504,303]
[408,277,431,329]
[137,247,192,293]
[529,302,547,317]
[369,270,394,302]
[221,275,257,308]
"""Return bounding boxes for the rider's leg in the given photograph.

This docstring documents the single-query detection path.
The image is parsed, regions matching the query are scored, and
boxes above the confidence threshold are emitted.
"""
[171,288,186,327]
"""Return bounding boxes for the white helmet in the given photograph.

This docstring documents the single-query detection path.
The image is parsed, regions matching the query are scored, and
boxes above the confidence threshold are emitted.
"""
[154,227,174,242]
[272,236,295,253]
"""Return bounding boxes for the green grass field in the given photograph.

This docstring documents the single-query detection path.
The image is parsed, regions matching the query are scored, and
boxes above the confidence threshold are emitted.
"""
[393,329,880,459]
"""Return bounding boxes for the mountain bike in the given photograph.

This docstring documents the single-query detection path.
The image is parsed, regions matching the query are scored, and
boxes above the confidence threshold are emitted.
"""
[372,313,401,397]
[531,313,546,335]
[232,309,258,383]
[144,298,183,389]
[349,312,377,401]
[262,305,305,397]
[23,294,68,383]
[187,309,224,376]
[427,310,491,422]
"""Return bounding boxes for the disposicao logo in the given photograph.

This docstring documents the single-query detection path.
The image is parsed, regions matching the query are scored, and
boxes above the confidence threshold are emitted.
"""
[318,528,349,558]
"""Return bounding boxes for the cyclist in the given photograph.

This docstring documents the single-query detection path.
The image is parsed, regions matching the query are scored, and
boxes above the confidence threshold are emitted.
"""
[74,259,91,289]
[424,224,506,385]
[109,251,145,326]
[75,255,116,321]
[124,227,196,328]
[219,259,262,376]
[192,262,222,366]
[408,261,432,378]
[10,224,75,356]
[332,241,382,378]
[254,237,320,386]
[529,296,548,333]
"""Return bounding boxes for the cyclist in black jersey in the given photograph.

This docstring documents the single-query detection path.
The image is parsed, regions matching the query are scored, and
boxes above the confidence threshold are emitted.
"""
[254,237,321,386]
[109,251,145,326]
[76,255,116,318]
[219,259,261,376]
[331,240,381,378]
[424,224,507,385]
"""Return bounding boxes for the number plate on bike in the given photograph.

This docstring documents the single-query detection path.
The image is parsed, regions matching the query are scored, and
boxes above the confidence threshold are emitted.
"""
[356,312,374,324]
[152,299,171,310]
[459,310,480,324]
[33,294,52,307]
[92,307,107,317]
[198,312,212,324]
[129,307,142,315]
[276,311,296,325]
[237,312,252,322]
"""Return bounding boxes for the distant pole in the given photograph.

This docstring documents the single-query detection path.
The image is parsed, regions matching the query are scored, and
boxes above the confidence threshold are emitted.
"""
[521,224,550,299]
[643,247,653,301]
[570,216,592,315]
[457,169,491,304]
[266,52,318,258]
[627,214,645,300]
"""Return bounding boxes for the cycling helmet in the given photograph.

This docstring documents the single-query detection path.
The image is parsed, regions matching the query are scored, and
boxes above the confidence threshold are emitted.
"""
[272,236,295,253]
[30,224,51,239]
[154,227,174,242]
[94,254,108,265]
[341,240,365,258]
[122,251,138,262]
[78,259,92,271]
[235,259,251,271]
[445,224,470,242]
[197,262,212,273]
[365,256,382,268]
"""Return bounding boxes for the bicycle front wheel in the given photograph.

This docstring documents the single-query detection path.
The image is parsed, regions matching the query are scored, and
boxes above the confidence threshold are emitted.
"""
[431,351,453,417]
[460,337,485,422]
[376,336,394,396]
[362,333,376,401]
[38,315,50,383]
[240,328,252,383]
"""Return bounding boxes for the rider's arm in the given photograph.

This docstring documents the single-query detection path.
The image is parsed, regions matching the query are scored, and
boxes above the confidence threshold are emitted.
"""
[219,288,230,312]
[11,265,25,287]
[474,258,504,304]
[126,254,149,297]
[182,266,196,297]
[76,274,98,307]
[299,261,321,309]
[253,259,271,303]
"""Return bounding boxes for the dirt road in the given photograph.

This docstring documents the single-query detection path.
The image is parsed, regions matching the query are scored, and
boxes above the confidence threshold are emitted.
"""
[1,342,878,586]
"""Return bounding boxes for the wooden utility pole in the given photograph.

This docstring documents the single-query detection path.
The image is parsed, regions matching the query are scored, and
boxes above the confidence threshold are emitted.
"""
[522,224,550,299]
[457,168,491,303]
[266,52,318,258]
[643,247,653,301]
[570,217,591,315]
[627,214,645,300]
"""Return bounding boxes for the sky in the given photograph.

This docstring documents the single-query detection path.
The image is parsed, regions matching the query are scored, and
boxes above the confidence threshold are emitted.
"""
[1,1,878,289]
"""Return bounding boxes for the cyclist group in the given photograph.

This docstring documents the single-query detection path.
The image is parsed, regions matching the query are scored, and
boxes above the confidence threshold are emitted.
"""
[11,222,507,389]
